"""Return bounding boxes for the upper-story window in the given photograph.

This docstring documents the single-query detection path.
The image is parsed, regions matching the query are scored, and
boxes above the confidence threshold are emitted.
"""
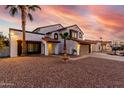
[70,30,78,39]
[54,33,58,40]
[79,32,83,38]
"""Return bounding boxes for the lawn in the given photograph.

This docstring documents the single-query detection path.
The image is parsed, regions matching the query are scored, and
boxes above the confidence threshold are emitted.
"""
[0,56,124,88]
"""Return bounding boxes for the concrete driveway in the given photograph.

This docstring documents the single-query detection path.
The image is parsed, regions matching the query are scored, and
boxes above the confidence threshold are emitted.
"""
[90,53,124,62]
[70,53,124,62]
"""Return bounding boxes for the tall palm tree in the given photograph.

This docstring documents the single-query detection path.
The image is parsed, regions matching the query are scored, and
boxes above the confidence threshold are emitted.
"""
[5,5,41,55]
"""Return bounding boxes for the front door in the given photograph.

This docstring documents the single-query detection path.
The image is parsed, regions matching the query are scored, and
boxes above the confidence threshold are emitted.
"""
[48,43,56,55]
[17,40,22,56]
[48,43,53,55]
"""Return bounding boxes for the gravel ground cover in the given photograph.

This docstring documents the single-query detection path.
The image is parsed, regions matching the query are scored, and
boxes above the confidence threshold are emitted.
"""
[0,56,124,88]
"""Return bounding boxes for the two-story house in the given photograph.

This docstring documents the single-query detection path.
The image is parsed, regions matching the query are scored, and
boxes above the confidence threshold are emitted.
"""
[9,24,95,57]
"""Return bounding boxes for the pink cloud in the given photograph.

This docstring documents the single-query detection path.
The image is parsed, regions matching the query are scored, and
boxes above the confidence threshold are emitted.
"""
[0,5,124,40]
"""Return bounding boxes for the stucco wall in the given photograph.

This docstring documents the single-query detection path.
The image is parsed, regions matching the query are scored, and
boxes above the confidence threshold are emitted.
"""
[54,43,59,55]
[95,42,102,52]
[58,40,78,55]
[105,43,112,51]
[9,24,87,57]
[50,27,84,55]
[66,25,84,40]
[10,29,44,57]
[50,26,84,40]
[66,40,78,54]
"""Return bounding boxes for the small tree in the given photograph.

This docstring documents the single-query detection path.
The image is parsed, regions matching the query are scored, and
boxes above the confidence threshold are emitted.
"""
[60,32,70,62]
[121,45,124,50]
[60,32,70,55]
[0,35,6,50]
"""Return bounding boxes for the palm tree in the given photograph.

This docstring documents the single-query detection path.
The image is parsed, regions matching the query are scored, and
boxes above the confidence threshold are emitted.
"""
[5,5,41,55]
[60,32,70,55]
[60,32,71,62]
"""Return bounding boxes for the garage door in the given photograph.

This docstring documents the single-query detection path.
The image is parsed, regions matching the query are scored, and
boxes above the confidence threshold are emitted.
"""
[80,45,90,56]
[17,40,43,56]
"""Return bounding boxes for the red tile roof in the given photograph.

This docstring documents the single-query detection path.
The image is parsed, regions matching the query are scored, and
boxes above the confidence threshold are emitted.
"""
[85,39,111,44]
[73,39,96,45]
[73,39,111,45]
[42,37,60,43]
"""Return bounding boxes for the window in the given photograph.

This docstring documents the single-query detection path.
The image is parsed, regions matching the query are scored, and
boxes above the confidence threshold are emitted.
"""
[70,30,78,39]
[79,32,83,38]
[54,33,58,40]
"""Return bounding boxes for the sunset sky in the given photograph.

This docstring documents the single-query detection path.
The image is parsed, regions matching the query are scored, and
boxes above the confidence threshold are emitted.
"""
[0,5,124,41]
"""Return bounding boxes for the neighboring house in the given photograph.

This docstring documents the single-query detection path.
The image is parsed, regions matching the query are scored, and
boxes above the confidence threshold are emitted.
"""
[9,24,108,57]
[102,41,112,51]
[85,40,112,52]
[94,41,112,52]
[111,40,124,47]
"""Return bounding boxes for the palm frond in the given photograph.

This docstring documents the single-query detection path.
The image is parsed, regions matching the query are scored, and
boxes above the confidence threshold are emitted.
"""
[60,32,70,40]
[5,5,14,9]
[17,5,24,10]
[9,7,18,16]
[60,33,65,39]
[64,32,68,37]
[27,5,41,11]
[28,13,33,21]
[5,5,18,16]
[33,5,41,10]
[5,5,40,21]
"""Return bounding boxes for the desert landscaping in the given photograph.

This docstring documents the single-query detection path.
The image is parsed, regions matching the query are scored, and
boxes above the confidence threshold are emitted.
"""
[0,56,124,88]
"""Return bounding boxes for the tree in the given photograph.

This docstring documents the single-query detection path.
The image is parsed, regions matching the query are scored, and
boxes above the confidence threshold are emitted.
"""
[60,32,70,55]
[0,35,6,50]
[60,32,71,62]
[5,5,41,55]
[121,45,124,50]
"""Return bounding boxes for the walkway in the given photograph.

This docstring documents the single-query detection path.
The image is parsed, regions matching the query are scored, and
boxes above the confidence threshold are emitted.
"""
[70,53,124,62]
[90,53,124,62]
[69,55,89,61]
